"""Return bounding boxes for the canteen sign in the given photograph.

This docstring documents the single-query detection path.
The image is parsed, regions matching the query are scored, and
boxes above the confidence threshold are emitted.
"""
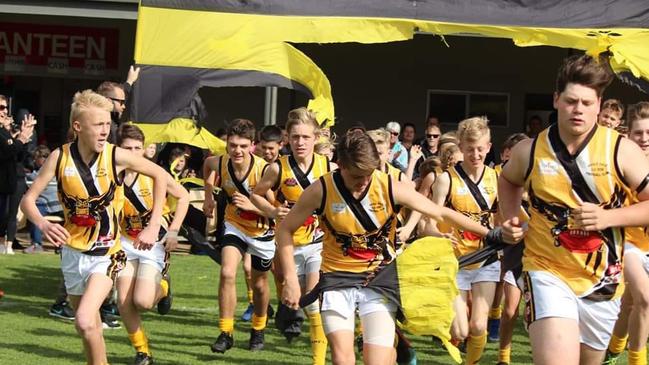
[0,22,119,77]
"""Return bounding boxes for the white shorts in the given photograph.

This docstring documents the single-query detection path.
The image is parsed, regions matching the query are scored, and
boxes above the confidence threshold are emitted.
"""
[120,235,169,275]
[61,245,126,296]
[504,270,518,288]
[294,243,322,277]
[522,270,620,351]
[223,222,275,260]
[320,286,397,320]
[624,243,649,274]
[456,261,501,291]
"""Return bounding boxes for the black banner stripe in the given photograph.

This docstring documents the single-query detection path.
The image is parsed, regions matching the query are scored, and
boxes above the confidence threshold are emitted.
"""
[129,65,313,125]
[141,0,649,28]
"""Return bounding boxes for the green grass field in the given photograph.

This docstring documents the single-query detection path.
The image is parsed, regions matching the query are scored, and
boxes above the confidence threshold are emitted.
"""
[0,252,630,364]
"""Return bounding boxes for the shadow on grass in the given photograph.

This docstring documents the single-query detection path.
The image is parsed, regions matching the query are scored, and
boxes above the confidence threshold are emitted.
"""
[3,341,82,362]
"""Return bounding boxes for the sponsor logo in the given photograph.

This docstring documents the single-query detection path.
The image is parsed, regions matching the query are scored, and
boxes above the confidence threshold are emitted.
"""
[284,178,298,187]
[96,167,107,178]
[368,202,385,212]
[64,167,76,176]
[332,203,346,213]
[587,162,609,177]
[539,159,560,176]
[455,186,468,195]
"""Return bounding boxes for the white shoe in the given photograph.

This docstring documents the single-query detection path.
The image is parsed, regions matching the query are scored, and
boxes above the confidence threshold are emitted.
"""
[0,245,5,254]
[5,246,14,255]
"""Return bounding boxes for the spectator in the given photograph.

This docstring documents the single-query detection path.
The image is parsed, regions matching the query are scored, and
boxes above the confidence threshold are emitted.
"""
[385,121,409,172]
[412,123,442,179]
[0,96,35,254]
[401,122,416,151]
[97,65,140,143]
[526,115,544,138]
[24,145,63,253]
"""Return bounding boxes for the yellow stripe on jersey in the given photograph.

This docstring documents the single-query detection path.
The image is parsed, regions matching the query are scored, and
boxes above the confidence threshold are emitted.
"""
[445,164,498,269]
[319,170,397,274]
[56,142,124,256]
[121,173,172,240]
[219,153,272,238]
[277,153,329,246]
[524,124,630,300]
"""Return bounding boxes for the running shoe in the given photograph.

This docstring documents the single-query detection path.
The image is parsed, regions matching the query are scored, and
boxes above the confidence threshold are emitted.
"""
[248,329,265,351]
[211,332,234,353]
[133,352,154,365]
[49,301,75,321]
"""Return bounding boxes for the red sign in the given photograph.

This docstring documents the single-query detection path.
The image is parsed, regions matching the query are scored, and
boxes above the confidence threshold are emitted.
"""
[0,22,119,77]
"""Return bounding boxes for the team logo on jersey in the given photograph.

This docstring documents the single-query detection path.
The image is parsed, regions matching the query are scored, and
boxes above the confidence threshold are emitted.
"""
[332,203,346,213]
[139,188,151,197]
[369,202,385,212]
[284,178,298,187]
[482,186,495,195]
[538,160,560,176]
[96,167,108,178]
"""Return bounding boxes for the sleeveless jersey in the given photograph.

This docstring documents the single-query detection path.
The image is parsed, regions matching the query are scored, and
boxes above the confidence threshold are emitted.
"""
[56,142,124,256]
[382,162,403,181]
[121,173,172,241]
[276,153,330,246]
[218,154,272,238]
[524,124,629,300]
[625,192,649,252]
[318,170,397,274]
[444,164,498,269]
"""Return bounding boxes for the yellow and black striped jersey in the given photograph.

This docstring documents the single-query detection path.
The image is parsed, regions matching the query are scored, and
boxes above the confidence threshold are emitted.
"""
[318,170,397,274]
[382,162,403,182]
[218,153,272,238]
[56,142,124,256]
[121,173,172,241]
[275,153,330,246]
[524,124,630,300]
[444,164,498,269]
[625,192,649,252]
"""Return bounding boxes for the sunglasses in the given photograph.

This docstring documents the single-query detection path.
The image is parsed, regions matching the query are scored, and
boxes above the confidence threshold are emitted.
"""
[109,97,125,106]
[0,105,7,111]
[389,131,399,136]
[426,133,440,139]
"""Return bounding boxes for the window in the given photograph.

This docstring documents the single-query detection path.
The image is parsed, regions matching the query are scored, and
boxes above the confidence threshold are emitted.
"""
[426,90,510,127]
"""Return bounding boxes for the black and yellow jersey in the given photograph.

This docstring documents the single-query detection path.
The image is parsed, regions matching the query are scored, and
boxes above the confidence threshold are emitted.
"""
[121,173,172,241]
[218,153,272,238]
[525,124,630,300]
[444,163,498,269]
[382,162,403,182]
[56,141,124,256]
[626,193,649,252]
[318,170,397,274]
[275,153,330,246]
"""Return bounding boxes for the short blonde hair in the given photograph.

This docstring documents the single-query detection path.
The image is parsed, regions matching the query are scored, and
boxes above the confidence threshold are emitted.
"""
[457,116,490,143]
[69,89,113,127]
[286,107,320,136]
[366,128,390,148]
[315,139,334,154]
